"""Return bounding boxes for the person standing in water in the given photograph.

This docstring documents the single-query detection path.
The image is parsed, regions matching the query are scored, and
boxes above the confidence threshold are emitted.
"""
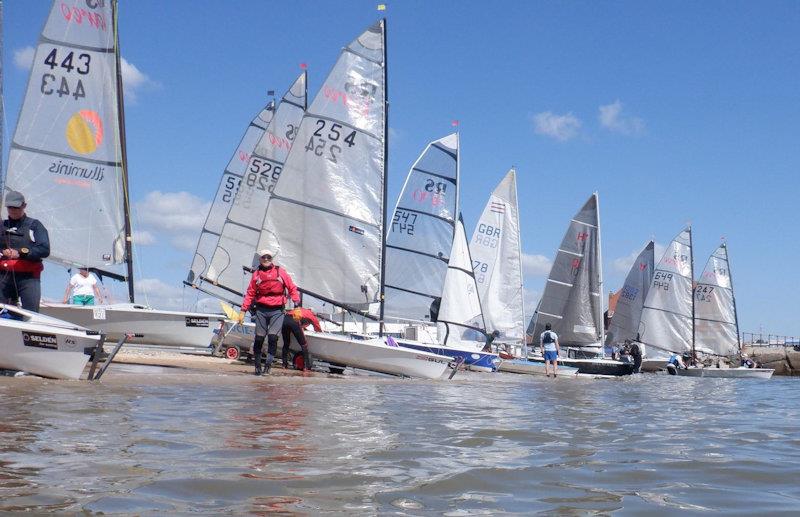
[540,322,560,377]
[240,249,300,376]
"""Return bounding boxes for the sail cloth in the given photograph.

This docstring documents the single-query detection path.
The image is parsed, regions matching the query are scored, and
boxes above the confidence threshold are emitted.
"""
[5,1,126,269]
[469,168,525,342]
[528,194,603,350]
[384,134,458,322]
[605,241,655,346]
[257,21,386,309]
[186,73,306,303]
[694,243,739,356]
[437,217,486,350]
[637,227,694,359]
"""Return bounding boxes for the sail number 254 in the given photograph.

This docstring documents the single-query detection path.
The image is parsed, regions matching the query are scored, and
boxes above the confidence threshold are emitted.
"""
[305,119,356,163]
[40,48,90,101]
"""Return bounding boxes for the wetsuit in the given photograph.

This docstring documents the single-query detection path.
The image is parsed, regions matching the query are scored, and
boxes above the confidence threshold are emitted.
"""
[1,215,50,312]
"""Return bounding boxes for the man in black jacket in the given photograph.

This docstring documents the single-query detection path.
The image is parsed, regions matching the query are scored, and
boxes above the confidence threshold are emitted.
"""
[1,191,50,312]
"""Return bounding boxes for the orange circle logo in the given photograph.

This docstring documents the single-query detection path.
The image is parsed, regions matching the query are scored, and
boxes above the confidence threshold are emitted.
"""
[65,110,104,154]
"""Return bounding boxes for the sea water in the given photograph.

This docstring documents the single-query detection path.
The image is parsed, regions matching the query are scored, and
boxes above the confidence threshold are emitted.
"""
[1,368,798,514]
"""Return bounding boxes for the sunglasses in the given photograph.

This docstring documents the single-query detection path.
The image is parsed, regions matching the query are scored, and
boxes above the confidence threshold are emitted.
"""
[260,255,272,260]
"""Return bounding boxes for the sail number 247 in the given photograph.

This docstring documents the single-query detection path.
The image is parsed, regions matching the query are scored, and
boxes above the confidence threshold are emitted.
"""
[40,48,90,101]
[305,119,356,163]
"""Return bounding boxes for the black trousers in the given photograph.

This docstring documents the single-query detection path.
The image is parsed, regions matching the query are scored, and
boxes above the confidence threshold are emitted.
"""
[0,272,40,312]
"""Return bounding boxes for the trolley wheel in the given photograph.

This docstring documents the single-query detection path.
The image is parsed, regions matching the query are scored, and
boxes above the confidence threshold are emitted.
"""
[292,352,305,371]
[225,346,240,361]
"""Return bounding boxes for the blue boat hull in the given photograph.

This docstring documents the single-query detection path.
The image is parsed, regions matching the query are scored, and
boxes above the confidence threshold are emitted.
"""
[395,340,499,372]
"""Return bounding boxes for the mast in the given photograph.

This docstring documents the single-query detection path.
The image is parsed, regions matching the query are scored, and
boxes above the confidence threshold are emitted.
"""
[378,17,388,336]
[512,167,527,358]
[0,0,4,193]
[113,0,135,303]
[595,191,605,355]
[689,225,695,364]
[725,241,743,356]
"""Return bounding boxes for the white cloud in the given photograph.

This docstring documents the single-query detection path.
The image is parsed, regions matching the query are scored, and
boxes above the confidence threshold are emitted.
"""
[120,57,158,102]
[13,46,35,69]
[134,278,191,310]
[532,111,581,141]
[523,287,541,326]
[135,191,210,233]
[521,253,552,276]
[598,100,645,135]
[132,230,156,246]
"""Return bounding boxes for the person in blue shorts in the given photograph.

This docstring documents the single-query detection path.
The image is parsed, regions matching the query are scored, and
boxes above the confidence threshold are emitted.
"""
[540,323,560,378]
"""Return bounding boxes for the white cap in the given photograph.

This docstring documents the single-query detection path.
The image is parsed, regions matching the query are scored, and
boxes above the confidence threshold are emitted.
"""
[257,249,275,258]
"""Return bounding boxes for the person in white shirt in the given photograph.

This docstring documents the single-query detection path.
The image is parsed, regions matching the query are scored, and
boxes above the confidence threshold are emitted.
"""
[63,267,103,305]
[540,322,560,378]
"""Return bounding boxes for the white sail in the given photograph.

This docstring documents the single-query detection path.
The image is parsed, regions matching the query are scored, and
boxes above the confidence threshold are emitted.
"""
[637,227,694,359]
[528,194,603,351]
[694,242,738,356]
[384,133,458,322]
[5,1,126,269]
[187,73,306,303]
[257,21,386,309]
[605,240,655,346]
[469,168,524,342]
[437,217,486,351]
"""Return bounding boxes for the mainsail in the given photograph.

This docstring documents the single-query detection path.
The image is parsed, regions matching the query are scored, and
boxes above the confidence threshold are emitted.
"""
[383,134,458,322]
[256,21,386,310]
[527,193,603,351]
[186,73,306,304]
[437,217,486,350]
[5,1,127,271]
[637,227,694,359]
[694,242,739,356]
[605,241,655,346]
[469,168,524,342]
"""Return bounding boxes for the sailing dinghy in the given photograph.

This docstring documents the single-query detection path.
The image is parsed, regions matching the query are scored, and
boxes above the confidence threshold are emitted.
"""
[677,242,773,378]
[4,0,223,348]
[383,134,497,371]
[526,194,634,376]
[247,20,449,379]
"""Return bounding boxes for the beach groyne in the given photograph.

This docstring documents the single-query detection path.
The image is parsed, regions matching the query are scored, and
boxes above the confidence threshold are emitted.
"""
[743,345,800,376]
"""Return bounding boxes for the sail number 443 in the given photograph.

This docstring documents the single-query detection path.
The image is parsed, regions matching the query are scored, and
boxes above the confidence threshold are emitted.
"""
[40,48,90,101]
[305,119,356,164]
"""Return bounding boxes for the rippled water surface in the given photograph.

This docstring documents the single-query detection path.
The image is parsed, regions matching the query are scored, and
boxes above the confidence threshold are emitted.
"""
[1,368,799,514]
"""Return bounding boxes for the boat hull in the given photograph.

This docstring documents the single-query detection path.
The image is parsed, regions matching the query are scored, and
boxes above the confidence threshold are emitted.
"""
[499,359,578,376]
[557,358,636,376]
[0,304,100,379]
[394,340,499,372]
[219,323,450,379]
[676,366,774,379]
[41,303,224,348]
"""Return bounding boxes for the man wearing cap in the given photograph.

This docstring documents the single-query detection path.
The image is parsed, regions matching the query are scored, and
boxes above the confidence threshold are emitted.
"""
[1,191,50,312]
[240,249,300,376]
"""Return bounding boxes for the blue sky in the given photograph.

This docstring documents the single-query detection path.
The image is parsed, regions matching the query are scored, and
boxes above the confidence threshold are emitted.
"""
[3,1,799,335]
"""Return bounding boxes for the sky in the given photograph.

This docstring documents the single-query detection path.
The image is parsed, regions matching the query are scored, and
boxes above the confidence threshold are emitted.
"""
[2,0,799,336]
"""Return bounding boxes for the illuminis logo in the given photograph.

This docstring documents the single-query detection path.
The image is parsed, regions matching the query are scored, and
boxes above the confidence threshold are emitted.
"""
[22,331,59,350]
[66,110,104,154]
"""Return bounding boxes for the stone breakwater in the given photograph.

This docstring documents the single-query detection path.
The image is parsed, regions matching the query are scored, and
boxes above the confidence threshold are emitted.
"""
[744,345,800,376]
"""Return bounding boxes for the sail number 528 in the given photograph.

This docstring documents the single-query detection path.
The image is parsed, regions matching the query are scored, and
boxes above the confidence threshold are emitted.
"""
[305,119,356,164]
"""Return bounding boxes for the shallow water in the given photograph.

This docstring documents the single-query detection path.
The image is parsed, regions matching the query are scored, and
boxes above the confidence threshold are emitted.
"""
[1,368,798,515]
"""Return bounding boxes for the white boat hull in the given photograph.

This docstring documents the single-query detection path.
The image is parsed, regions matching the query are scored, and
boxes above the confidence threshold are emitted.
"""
[0,304,100,379]
[219,323,450,379]
[41,303,224,348]
[499,359,578,376]
[676,366,774,379]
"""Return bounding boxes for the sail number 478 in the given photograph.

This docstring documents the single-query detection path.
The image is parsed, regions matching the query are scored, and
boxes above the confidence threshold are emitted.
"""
[305,119,356,163]
[40,48,90,101]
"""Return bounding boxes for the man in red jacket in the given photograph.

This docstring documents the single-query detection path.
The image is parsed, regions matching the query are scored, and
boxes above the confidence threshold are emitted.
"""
[240,249,300,375]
